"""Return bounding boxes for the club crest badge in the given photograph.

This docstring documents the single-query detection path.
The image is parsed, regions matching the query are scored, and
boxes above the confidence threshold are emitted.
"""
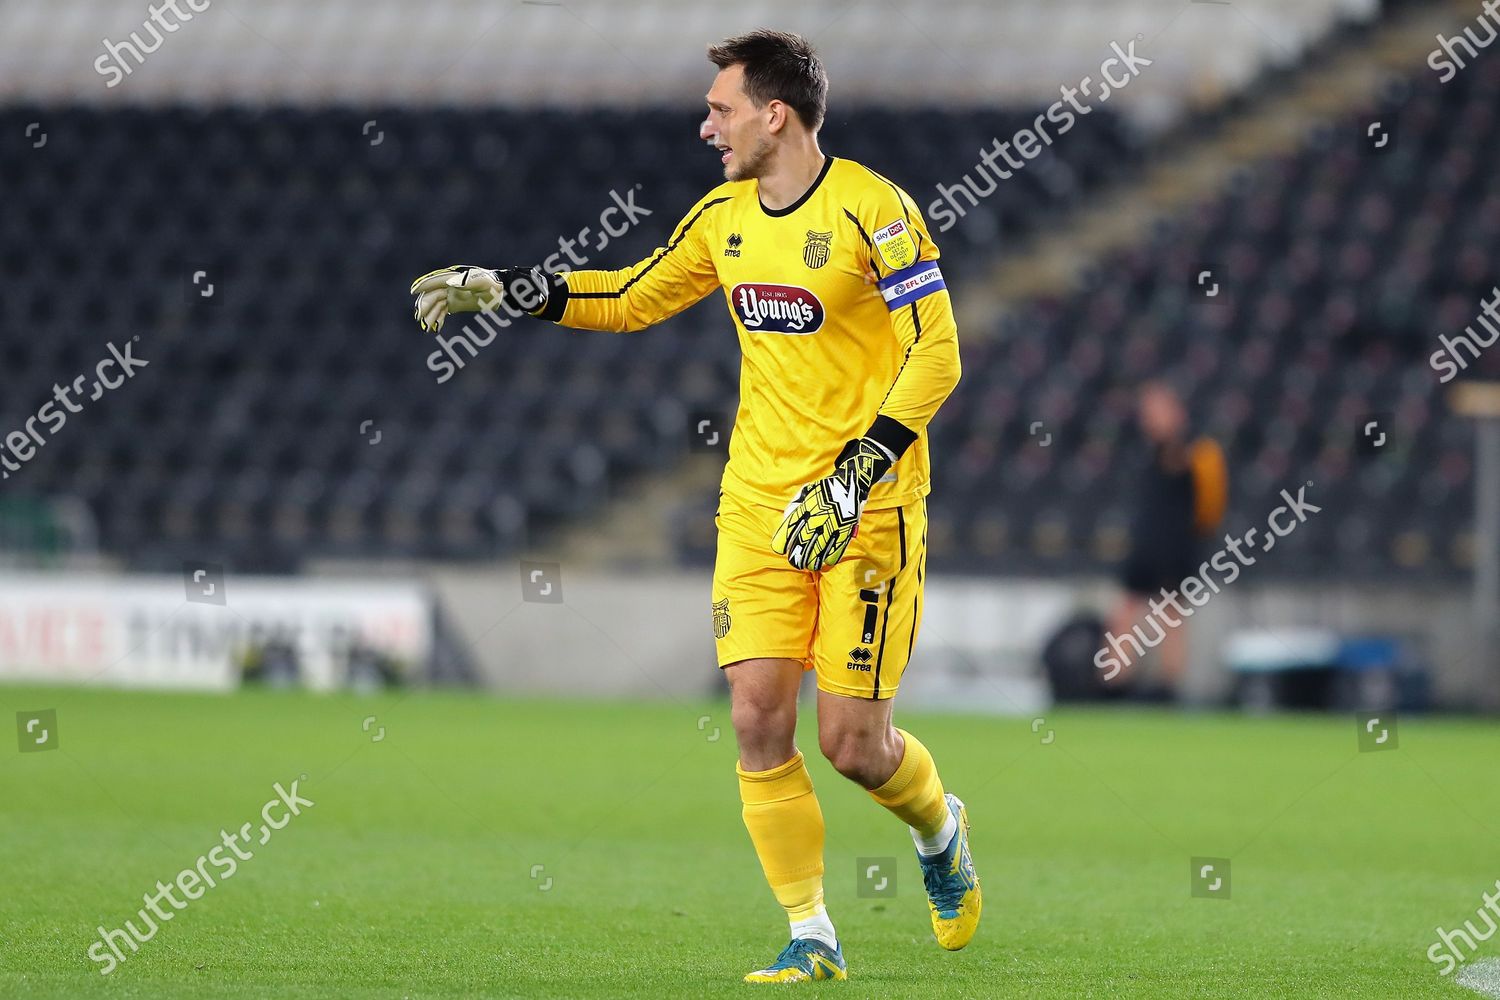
[803,230,832,269]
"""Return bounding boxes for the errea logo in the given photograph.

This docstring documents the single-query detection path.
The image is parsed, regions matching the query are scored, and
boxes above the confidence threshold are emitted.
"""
[847,647,873,672]
[731,283,825,335]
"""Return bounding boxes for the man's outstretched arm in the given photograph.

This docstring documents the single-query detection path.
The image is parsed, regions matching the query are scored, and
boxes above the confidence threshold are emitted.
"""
[410,194,724,335]
[544,195,726,332]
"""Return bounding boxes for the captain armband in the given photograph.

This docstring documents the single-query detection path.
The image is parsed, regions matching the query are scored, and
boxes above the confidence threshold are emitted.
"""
[877,260,946,311]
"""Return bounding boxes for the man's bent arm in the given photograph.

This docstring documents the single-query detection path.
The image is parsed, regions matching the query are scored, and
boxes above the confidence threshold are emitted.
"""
[864,285,961,458]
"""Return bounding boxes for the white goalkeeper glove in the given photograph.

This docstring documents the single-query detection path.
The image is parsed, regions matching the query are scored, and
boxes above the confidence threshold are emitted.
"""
[408,264,555,333]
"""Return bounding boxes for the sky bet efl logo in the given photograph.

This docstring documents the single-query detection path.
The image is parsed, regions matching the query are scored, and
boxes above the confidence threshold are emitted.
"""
[731,283,825,335]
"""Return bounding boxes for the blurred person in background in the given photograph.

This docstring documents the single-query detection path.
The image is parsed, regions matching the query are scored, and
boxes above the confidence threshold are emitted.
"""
[1108,380,1227,701]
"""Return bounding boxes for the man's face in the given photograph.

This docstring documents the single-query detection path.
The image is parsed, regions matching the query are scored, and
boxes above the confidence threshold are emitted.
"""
[702,64,773,181]
[1139,384,1187,441]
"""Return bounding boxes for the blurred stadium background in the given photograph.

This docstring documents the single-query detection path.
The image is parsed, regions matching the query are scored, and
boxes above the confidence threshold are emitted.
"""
[2,0,1495,712]
[4,1,1500,996]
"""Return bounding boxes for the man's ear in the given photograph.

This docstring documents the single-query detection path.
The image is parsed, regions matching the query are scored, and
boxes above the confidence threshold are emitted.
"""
[765,99,789,135]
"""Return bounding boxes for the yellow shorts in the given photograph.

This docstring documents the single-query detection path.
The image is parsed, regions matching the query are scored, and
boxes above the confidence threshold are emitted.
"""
[711,490,927,700]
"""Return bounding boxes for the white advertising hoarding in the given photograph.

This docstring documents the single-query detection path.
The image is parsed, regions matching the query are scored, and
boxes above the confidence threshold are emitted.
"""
[0,573,432,691]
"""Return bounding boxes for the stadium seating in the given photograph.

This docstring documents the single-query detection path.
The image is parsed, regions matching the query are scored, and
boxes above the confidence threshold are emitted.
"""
[917,55,1500,578]
[0,103,1132,569]
[4,45,1492,579]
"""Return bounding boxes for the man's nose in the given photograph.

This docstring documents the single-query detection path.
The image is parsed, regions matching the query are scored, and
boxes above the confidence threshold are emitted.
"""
[699,116,715,142]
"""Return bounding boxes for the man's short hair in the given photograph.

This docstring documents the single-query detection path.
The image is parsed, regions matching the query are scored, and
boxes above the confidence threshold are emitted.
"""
[707,29,828,132]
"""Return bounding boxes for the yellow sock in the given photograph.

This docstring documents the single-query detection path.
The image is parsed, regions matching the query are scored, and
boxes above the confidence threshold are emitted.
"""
[738,751,826,921]
[869,728,949,838]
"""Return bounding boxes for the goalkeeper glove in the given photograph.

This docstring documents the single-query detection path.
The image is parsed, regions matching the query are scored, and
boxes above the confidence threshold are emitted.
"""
[772,437,896,572]
[408,264,559,333]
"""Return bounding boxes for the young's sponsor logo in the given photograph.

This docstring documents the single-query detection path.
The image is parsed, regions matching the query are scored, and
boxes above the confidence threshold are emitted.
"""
[731,283,825,335]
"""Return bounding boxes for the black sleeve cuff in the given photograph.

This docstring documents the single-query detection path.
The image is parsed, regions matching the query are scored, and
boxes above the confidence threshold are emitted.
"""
[534,272,569,322]
[863,414,919,461]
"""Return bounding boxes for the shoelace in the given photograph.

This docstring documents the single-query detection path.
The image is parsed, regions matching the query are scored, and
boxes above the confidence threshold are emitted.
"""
[921,844,968,913]
[772,938,823,969]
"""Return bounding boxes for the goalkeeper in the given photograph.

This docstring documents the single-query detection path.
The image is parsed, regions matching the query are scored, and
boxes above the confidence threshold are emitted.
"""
[411,29,972,985]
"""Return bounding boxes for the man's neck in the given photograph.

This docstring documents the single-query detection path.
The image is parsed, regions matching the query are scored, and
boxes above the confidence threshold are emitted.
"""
[757,136,826,211]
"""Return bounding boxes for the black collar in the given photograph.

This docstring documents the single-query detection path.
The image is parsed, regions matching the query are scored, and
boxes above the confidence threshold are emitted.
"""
[759,156,834,218]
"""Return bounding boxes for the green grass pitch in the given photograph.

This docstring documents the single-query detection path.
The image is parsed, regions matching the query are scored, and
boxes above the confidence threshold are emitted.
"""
[2,683,1496,998]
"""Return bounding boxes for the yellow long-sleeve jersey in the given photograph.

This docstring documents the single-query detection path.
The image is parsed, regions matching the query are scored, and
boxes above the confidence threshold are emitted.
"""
[539,156,961,510]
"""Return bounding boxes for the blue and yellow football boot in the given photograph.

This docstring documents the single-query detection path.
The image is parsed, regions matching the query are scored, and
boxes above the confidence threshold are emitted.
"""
[917,793,981,950]
[743,937,847,984]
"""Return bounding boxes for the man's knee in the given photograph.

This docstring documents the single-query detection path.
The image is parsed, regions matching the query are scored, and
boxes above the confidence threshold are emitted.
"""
[818,726,857,777]
[730,693,795,742]
[726,658,801,766]
[732,701,797,771]
[818,718,888,782]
